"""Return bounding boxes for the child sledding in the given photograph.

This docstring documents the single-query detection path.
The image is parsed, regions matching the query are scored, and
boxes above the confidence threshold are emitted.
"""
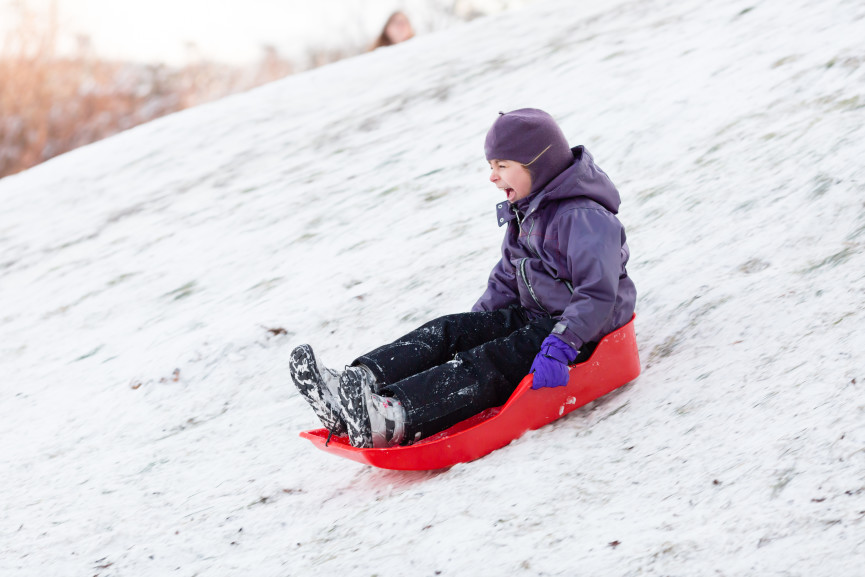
[290,108,638,460]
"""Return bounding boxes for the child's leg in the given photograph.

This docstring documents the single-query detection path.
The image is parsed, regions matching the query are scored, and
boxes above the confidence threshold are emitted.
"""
[353,306,530,388]
[378,316,558,443]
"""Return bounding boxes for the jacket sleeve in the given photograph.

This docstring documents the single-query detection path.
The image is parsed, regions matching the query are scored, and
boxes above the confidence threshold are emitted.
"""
[549,207,622,351]
[471,245,520,312]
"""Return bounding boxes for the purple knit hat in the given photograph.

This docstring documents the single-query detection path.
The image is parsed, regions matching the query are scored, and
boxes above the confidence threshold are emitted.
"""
[484,108,573,194]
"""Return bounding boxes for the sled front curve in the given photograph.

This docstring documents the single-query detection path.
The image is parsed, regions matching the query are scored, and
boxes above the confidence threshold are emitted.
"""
[299,315,640,470]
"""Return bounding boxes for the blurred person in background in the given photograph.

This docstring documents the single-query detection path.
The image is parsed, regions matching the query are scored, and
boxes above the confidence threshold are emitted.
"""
[369,11,415,50]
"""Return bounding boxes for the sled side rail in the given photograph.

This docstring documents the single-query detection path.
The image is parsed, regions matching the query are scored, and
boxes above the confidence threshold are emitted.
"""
[502,313,641,431]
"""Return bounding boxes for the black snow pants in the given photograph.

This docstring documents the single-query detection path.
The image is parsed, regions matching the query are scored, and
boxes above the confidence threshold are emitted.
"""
[352,306,591,444]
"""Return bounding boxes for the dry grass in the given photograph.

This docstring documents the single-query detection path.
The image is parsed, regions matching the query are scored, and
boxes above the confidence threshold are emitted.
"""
[0,4,347,179]
[0,0,497,179]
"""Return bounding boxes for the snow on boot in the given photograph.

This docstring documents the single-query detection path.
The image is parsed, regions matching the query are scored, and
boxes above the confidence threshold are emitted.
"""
[289,344,347,436]
[337,365,378,448]
[338,365,406,449]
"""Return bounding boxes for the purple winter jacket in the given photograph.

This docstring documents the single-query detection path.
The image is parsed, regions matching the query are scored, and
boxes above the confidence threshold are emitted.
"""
[472,146,636,351]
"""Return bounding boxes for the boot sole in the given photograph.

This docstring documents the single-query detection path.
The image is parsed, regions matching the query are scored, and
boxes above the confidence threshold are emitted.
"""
[337,368,374,448]
[289,345,348,435]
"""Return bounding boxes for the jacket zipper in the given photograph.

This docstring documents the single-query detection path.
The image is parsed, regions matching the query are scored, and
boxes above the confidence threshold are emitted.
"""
[514,205,573,298]
[514,206,542,261]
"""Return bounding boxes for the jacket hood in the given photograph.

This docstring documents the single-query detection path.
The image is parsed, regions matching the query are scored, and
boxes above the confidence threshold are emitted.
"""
[512,146,620,215]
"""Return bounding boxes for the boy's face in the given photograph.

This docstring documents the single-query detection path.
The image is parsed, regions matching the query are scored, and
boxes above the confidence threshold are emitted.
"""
[489,160,532,204]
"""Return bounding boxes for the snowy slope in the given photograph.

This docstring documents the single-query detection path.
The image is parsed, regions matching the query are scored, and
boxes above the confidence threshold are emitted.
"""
[2,0,864,575]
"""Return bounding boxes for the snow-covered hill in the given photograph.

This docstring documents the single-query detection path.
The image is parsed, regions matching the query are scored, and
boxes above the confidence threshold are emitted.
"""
[2,0,863,574]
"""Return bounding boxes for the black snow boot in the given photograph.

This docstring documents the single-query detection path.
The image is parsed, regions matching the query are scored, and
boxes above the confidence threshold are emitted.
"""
[289,344,347,436]
[338,365,405,448]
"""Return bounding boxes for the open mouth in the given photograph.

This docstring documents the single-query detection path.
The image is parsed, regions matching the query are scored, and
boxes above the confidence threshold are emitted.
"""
[497,185,517,202]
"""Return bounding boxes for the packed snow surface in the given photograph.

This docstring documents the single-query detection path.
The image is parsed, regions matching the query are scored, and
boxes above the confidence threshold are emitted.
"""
[2,0,864,575]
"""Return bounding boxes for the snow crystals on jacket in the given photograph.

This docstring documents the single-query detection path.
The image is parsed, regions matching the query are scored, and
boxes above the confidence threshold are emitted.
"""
[472,146,637,351]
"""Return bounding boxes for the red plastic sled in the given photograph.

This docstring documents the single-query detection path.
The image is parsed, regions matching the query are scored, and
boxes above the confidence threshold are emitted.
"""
[300,315,640,470]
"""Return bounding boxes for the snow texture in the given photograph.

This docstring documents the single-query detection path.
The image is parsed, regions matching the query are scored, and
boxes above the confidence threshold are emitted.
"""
[2,0,864,574]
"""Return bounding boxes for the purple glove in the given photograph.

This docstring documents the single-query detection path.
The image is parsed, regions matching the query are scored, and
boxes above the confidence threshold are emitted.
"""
[530,335,578,389]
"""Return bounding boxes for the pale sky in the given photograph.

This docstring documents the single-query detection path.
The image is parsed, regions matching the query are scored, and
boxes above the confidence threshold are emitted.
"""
[1,0,534,65]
